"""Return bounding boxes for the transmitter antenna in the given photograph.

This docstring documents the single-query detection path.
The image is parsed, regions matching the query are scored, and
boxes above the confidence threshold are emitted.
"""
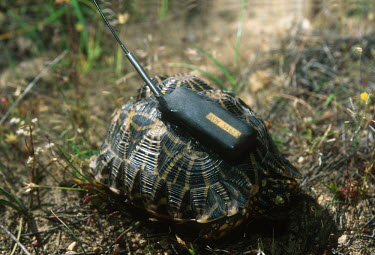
[92,0,160,97]
[92,0,257,161]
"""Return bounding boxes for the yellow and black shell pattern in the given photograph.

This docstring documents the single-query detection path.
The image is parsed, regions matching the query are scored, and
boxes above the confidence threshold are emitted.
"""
[90,74,300,238]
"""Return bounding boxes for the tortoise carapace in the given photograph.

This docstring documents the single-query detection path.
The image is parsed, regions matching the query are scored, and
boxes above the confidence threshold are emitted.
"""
[91,74,300,238]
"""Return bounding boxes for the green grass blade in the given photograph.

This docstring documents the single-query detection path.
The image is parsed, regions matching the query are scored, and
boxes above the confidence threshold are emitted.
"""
[195,46,237,88]
[0,199,21,212]
[0,187,26,211]
[51,210,87,254]
[7,7,66,41]
[54,144,91,182]
[43,7,67,24]
[71,0,89,54]
[8,10,36,39]
[234,0,246,65]
[115,44,123,75]
[159,0,169,19]
[39,186,87,191]
[175,63,226,88]
[83,29,103,73]
[25,184,87,192]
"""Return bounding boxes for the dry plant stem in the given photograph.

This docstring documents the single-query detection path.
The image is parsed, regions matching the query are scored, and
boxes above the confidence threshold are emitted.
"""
[276,93,313,112]
[10,217,24,255]
[206,245,230,253]
[304,151,356,183]
[283,33,308,87]
[21,214,94,236]
[0,223,31,255]
[0,28,25,40]
[23,126,35,184]
[0,50,68,125]
[50,210,86,254]
[22,125,41,207]
[111,223,139,246]
[315,123,333,150]
[299,89,354,118]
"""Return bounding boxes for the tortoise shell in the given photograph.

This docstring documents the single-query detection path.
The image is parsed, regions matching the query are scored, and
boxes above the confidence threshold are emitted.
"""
[90,74,300,238]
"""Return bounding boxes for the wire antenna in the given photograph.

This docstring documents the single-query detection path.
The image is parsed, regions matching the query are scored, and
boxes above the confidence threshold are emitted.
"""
[92,0,257,161]
[92,0,161,97]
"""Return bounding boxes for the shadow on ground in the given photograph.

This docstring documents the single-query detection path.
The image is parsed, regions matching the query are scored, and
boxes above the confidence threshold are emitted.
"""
[94,191,337,255]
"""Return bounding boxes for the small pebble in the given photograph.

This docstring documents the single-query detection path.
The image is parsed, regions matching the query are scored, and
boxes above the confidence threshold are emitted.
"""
[317,194,325,204]
[338,234,348,245]
[135,248,144,255]
[67,241,78,251]
[297,156,304,163]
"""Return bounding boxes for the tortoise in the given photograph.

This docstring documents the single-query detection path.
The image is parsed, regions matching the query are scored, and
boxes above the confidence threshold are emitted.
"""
[90,73,300,238]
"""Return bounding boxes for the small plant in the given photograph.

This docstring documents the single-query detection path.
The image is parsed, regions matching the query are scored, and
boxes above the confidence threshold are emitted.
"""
[175,236,198,255]
[325,181,340,199]
[326,176,366,201]
[177,0,247,93]
[51,209,87,254]
[159,0,169,20]
[0,187,29,216]
[338,182,360,200]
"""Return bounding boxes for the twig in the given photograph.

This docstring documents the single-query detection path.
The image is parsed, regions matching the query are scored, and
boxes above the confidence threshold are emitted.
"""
[110,223,139,246]
[50,210,87,254]
[360,216,375,230]
[10,217,24,255]
[314,123,333,150]
[57,252,106,255]
[0,50,68,125]
[21,214,94,236]
[358,234,375,239]
[283,33,308,87]
[0,223,31,255]
[338,217,375,251]
[299,89,354,118]
[206,245,230,253]
[275,93,313,112]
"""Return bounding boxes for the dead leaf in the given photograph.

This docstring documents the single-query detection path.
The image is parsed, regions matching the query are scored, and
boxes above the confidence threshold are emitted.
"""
[5,133,17,143]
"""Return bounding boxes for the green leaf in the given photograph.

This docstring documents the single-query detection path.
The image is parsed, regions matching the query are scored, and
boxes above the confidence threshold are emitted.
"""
[0,199,21,212]
[234,0,246,65]
[195,46,237,88]
[177,63,226,89]
[71,0,89,54]
[0,187,26,212]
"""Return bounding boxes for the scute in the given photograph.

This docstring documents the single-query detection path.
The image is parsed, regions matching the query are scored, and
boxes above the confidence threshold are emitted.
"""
[91,73,300,237]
